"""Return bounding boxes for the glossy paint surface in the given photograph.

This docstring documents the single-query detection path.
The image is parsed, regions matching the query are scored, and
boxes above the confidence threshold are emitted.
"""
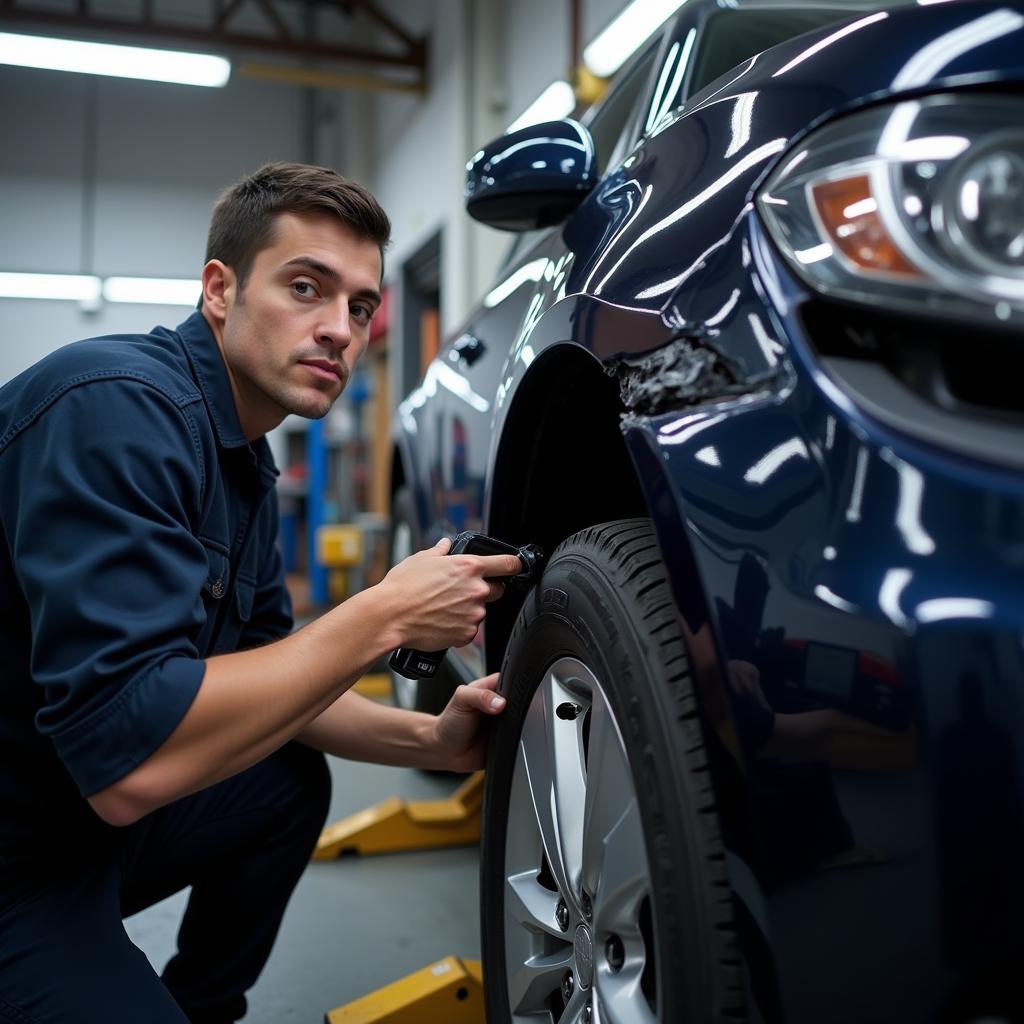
[464,119,597,230]
[394,2,1024,1018]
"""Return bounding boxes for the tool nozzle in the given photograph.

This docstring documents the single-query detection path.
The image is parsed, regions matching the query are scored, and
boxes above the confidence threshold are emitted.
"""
[514,543,545,584]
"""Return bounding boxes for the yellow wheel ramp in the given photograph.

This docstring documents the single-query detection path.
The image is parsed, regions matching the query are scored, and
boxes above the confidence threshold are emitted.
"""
[351,673,393,701]
[313,770,485,859]
[324,956,484,1023]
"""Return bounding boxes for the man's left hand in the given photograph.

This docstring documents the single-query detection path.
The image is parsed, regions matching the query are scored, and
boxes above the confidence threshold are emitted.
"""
[430,673,506,773]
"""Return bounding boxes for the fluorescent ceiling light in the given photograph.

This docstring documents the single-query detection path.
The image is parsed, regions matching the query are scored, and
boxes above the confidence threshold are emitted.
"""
[507,80,575,133]
[0,272,101,303]
[0,32,230,87]
[584,0,687,78]
[103,277,201,306]
[0,273,200,306]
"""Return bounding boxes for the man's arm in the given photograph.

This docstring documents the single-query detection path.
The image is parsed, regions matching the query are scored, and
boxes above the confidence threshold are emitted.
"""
[2,377,515,827]
[87,546,518,826]
[298,673,506,774]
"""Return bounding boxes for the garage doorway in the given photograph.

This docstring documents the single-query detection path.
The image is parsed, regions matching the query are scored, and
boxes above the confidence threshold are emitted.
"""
[399,230,441,399]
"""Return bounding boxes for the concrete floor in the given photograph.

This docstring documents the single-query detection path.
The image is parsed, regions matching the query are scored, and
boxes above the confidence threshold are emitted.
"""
[125,755,482,1023]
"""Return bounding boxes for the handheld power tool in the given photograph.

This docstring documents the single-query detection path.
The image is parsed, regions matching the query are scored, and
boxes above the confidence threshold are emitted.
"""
[388,531,544,680]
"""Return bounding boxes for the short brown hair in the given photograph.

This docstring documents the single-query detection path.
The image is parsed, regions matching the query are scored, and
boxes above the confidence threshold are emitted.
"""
[205,162,391,289]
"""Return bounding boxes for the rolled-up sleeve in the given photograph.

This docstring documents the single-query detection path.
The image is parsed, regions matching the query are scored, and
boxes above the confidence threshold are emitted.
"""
[0,378,209,797]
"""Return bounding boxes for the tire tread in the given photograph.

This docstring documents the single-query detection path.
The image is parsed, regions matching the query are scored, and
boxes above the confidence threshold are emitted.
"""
[490,517,745,1023]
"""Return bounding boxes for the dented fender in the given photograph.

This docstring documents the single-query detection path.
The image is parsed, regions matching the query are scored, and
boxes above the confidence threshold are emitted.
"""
[610,332,753,418]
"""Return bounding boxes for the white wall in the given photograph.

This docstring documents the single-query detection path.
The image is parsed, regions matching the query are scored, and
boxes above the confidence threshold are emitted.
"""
[0,301,202,386]
[505,0,569,124]
[365,0,467,317]
[0,63,308,383]
[0,0,636,387]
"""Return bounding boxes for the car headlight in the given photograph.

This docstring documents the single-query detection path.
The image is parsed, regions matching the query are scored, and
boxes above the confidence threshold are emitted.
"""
[757,94,1024,325]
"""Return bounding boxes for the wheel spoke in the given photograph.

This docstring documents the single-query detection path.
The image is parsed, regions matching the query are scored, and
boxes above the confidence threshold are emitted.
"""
[518,666,588,905]
[580,690,637,898]
[593,797,649,932]
[506,869,566,939]
[507,947,574,1016]
[557,981,592,1024]
[595,968,657,1024]
[580,690,649,931]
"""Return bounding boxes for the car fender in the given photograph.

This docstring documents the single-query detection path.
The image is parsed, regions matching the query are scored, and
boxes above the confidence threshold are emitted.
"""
[481,291,749,759]
[389,407,430,538]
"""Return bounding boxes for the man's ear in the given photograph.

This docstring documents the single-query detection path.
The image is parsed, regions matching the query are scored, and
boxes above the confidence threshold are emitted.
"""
[201,260,235,322]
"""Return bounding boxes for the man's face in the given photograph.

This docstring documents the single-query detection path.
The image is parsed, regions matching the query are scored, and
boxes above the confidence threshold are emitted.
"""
[209,211,382,440]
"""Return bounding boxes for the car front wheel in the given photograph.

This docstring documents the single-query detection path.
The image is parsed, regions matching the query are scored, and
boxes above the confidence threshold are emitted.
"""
[481,519,743,1023]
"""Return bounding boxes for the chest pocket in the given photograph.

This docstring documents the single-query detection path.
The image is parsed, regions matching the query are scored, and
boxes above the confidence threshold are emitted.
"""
[202,546,230,604]
[196,544,254,656]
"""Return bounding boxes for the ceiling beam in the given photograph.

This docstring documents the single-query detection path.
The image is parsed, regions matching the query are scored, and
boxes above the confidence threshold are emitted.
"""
[0,0,426,91]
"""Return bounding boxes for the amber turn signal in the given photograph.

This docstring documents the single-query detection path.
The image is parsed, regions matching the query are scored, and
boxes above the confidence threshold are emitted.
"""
[811,175,922,278]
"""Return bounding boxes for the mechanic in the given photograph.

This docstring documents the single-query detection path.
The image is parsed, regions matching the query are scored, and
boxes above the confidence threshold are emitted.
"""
[0,162,520,1024]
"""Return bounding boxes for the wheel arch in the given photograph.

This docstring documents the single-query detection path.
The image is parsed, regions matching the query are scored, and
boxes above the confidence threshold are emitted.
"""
[484,344,754,855]
[483,344,723,676]
[389,423,425,534]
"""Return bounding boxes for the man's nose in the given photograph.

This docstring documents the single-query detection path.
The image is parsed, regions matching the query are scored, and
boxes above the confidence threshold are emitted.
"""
[316,302,352,349]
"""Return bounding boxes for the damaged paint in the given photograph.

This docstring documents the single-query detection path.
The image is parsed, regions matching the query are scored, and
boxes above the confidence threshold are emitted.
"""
[610,333,752,418]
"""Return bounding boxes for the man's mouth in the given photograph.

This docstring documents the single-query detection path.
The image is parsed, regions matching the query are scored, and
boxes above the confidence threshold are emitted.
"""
[298,359,344,383]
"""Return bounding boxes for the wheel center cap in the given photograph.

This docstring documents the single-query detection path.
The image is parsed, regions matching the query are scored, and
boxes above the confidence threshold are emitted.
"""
[574,924,594,990]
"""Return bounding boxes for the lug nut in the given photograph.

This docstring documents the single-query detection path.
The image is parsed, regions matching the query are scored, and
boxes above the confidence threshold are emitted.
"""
[561,971,574,1003]
[582,1003,593,1023]
[555,898,569,931]
[606,934,625,972]
[556,702,582,720]
[581,890,593,921]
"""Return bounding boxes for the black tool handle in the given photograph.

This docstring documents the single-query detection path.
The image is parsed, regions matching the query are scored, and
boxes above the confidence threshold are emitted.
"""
[388,532,541,680]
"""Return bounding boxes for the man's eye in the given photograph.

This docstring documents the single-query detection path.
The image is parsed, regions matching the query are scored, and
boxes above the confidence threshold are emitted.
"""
[352,303,374,323]
[292,281,316,298]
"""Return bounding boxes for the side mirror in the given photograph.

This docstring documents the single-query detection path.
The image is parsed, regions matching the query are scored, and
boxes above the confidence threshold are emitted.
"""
[465,119,597,231]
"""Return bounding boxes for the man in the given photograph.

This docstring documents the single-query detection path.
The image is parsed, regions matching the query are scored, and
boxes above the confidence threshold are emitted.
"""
[0,162,520,1023]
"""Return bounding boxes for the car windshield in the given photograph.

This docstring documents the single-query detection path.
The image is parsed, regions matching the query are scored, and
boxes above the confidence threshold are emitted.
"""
[689,4,907,95]
[581,40,660,173]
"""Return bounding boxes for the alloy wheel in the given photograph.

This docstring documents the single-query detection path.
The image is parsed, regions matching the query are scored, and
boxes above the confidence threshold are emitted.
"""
[503,657,656,1024]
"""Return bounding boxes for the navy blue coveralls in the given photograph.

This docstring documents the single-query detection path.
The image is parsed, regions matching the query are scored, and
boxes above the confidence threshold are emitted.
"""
[0,312,331,1023]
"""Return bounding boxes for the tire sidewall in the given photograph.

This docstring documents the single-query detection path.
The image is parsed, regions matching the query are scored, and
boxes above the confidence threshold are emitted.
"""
[483,538,726,1023]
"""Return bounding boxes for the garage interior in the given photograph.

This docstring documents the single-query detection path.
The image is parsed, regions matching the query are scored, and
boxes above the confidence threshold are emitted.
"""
[4,1,1023,1022]
[0,1,627,1021]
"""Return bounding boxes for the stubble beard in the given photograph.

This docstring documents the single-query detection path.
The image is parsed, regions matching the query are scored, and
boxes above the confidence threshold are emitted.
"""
[276,365,344,422]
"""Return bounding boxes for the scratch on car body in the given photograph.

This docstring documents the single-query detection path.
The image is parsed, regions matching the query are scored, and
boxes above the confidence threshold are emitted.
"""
[612,333,752,417]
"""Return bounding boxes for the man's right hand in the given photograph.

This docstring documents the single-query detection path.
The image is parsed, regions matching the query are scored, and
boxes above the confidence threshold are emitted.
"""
[378,537,522,653]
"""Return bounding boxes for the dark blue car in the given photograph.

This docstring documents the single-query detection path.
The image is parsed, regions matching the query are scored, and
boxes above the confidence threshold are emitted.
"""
[388,1,1024,1020]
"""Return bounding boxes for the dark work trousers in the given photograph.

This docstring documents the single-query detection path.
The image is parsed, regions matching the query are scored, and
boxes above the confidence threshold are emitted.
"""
[0,742,331,1024]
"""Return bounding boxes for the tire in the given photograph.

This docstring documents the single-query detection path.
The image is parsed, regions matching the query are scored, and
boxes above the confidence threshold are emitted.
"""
[481,519,743,1024]
[387,485,454,715]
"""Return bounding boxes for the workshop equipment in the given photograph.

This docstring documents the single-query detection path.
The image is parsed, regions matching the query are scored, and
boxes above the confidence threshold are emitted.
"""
[317,523,364,568]
[324,956,484,1023]
[389,532,543,679]
[313,770,485,858]
[317,523,365,603]
[352,672,392,701]
[317,780,489,1019]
